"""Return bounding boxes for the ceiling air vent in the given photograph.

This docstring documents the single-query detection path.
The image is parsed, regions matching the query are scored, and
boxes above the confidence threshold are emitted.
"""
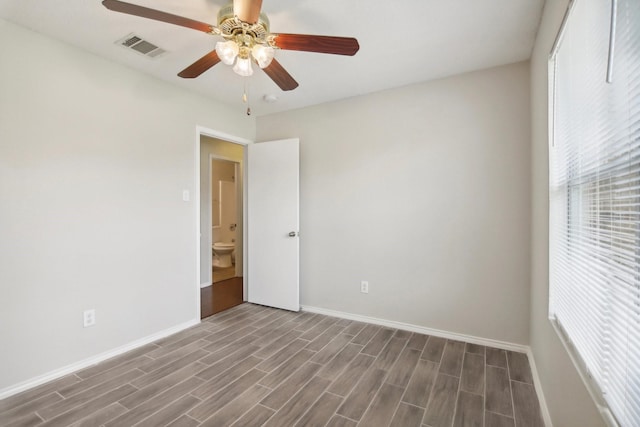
[116,33,166,58]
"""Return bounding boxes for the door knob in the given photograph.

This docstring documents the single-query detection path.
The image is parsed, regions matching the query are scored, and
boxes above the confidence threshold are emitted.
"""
[288,231,298,237]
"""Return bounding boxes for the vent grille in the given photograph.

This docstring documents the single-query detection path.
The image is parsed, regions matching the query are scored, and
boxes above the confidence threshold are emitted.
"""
[116,34,166,58]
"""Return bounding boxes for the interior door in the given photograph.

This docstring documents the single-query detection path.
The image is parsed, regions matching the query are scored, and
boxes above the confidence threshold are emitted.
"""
[247,138,299,311]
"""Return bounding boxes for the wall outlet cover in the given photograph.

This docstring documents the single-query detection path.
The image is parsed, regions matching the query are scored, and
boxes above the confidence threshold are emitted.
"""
[83,309,96,328]
[360,281,369,294]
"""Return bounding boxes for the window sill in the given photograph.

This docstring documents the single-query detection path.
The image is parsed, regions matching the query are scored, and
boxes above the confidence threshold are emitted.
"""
[548,316,620,427]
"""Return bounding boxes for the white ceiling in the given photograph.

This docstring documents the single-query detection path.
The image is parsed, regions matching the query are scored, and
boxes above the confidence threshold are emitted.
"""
[0,0,544,116]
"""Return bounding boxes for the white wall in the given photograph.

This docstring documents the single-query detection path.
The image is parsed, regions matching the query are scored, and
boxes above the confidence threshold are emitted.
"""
[0,19,254,391]
[257,62,531,345]
[529,1,606,425]
[199,137,244,284]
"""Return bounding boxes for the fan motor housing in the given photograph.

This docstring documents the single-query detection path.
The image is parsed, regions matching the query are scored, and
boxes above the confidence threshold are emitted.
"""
[218,3,270,40]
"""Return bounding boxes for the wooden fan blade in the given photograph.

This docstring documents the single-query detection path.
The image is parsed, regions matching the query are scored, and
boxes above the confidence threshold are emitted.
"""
[262,59,299,91]
[102,0,214,33]
[178,51,221,78]
[272,34,360,56]
[233,0,263,24]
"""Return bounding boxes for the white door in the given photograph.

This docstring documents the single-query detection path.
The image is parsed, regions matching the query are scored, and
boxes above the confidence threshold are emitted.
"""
[247,138,299,311]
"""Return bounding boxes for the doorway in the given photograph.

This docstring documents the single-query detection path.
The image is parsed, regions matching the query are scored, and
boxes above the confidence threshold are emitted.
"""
[199,135,246,318]
[195,126,300,319]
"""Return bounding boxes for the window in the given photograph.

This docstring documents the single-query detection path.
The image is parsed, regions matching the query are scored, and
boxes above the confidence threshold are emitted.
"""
[549,0,640,426]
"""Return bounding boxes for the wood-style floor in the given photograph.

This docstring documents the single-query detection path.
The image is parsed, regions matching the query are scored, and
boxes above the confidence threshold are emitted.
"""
[0,303,545,427]
[212,267,236,284]
[201,277,243,319]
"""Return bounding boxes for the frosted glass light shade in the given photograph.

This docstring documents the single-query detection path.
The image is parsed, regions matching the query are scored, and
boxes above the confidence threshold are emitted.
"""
[215,40,239,65]
[251,44,275,68]
[233,56,253,76]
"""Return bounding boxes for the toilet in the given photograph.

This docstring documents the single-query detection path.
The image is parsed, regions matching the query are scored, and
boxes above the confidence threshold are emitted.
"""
[212,242,235,268]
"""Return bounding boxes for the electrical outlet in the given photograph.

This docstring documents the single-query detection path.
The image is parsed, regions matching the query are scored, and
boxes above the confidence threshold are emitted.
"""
[360,281,369,294]
[83,309,96,328]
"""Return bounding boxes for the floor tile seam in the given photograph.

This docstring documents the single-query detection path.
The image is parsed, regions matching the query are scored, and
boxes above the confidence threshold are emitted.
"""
[250,403,276,424]
[253,326,303,350]
[383,339,413,385]
[459,388,485,398]
[0,389,57,419]
[400,401,428,410]
[486,409,515,419]
[137,349,213,380]
[362,329,398,357]
[420,337,448,366]
[121,372,202,413]
[324,390,345,400]
[56,367,125,400]
[315,346,364,382]
[257,356,317,389]
[404,358,442,414]
[483,345,487,427]
[155,329,211,348]
[212,347,267,374]
[286,379,333,426]
[334,412,360,424]
[202,328,255,345]
[449,351,465,426]
[203,337,262,358]
[259,368,321,412]
[195,380,271,426]
[254,331,305,359]
[406,337,428,352]
[350,325,382,349]
[212,313,263,328]
[75,354,155,383]
[134,358,211,396]
[386,395,405,427]
[35,383,136,425]
[505,350,517,426]
[346,359,395,423]
[255,368,271,376]
[257,346,316,373]
[3,401,47,426]
[509,378,534,386]
[91,357,156,383]
[486,364,508,371]
[195,362,267,401]
[438,372,461,380]
[400,393,428,410]
[300,323,340,342]
[187,392,204,402]
[127,387,200,427]
[35,378,141,422]
[308,333,351,363]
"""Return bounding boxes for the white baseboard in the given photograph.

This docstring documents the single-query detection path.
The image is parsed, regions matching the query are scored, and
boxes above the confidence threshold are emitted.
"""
[526,348,554,427]
[301,305,528,353]
[200,282,211,288]
[0,318,200,400]
[301,304,552,426]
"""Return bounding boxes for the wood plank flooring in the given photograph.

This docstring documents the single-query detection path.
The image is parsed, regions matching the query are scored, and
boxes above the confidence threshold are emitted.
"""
[213,267,236,284]
[0,303,545,427]
[200,277,244,319]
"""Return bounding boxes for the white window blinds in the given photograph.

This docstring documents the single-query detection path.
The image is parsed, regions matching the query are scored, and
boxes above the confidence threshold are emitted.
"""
[549,0,640,426]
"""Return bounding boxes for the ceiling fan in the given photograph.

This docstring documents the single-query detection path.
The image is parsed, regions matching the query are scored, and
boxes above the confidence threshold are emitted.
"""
[102,0,360,91]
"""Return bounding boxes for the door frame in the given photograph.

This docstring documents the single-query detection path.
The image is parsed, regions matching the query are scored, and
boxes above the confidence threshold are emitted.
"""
[195,125,251,319]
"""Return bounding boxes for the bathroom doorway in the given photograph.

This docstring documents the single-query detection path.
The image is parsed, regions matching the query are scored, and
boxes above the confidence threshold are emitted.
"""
[211,158,240,280]
[200,136,245,318]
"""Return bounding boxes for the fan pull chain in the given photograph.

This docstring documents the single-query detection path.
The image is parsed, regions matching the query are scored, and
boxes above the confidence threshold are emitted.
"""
[243,80,251,116]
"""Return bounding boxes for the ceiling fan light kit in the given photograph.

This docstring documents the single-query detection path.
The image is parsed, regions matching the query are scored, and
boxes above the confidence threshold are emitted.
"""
[102,0,359,109]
